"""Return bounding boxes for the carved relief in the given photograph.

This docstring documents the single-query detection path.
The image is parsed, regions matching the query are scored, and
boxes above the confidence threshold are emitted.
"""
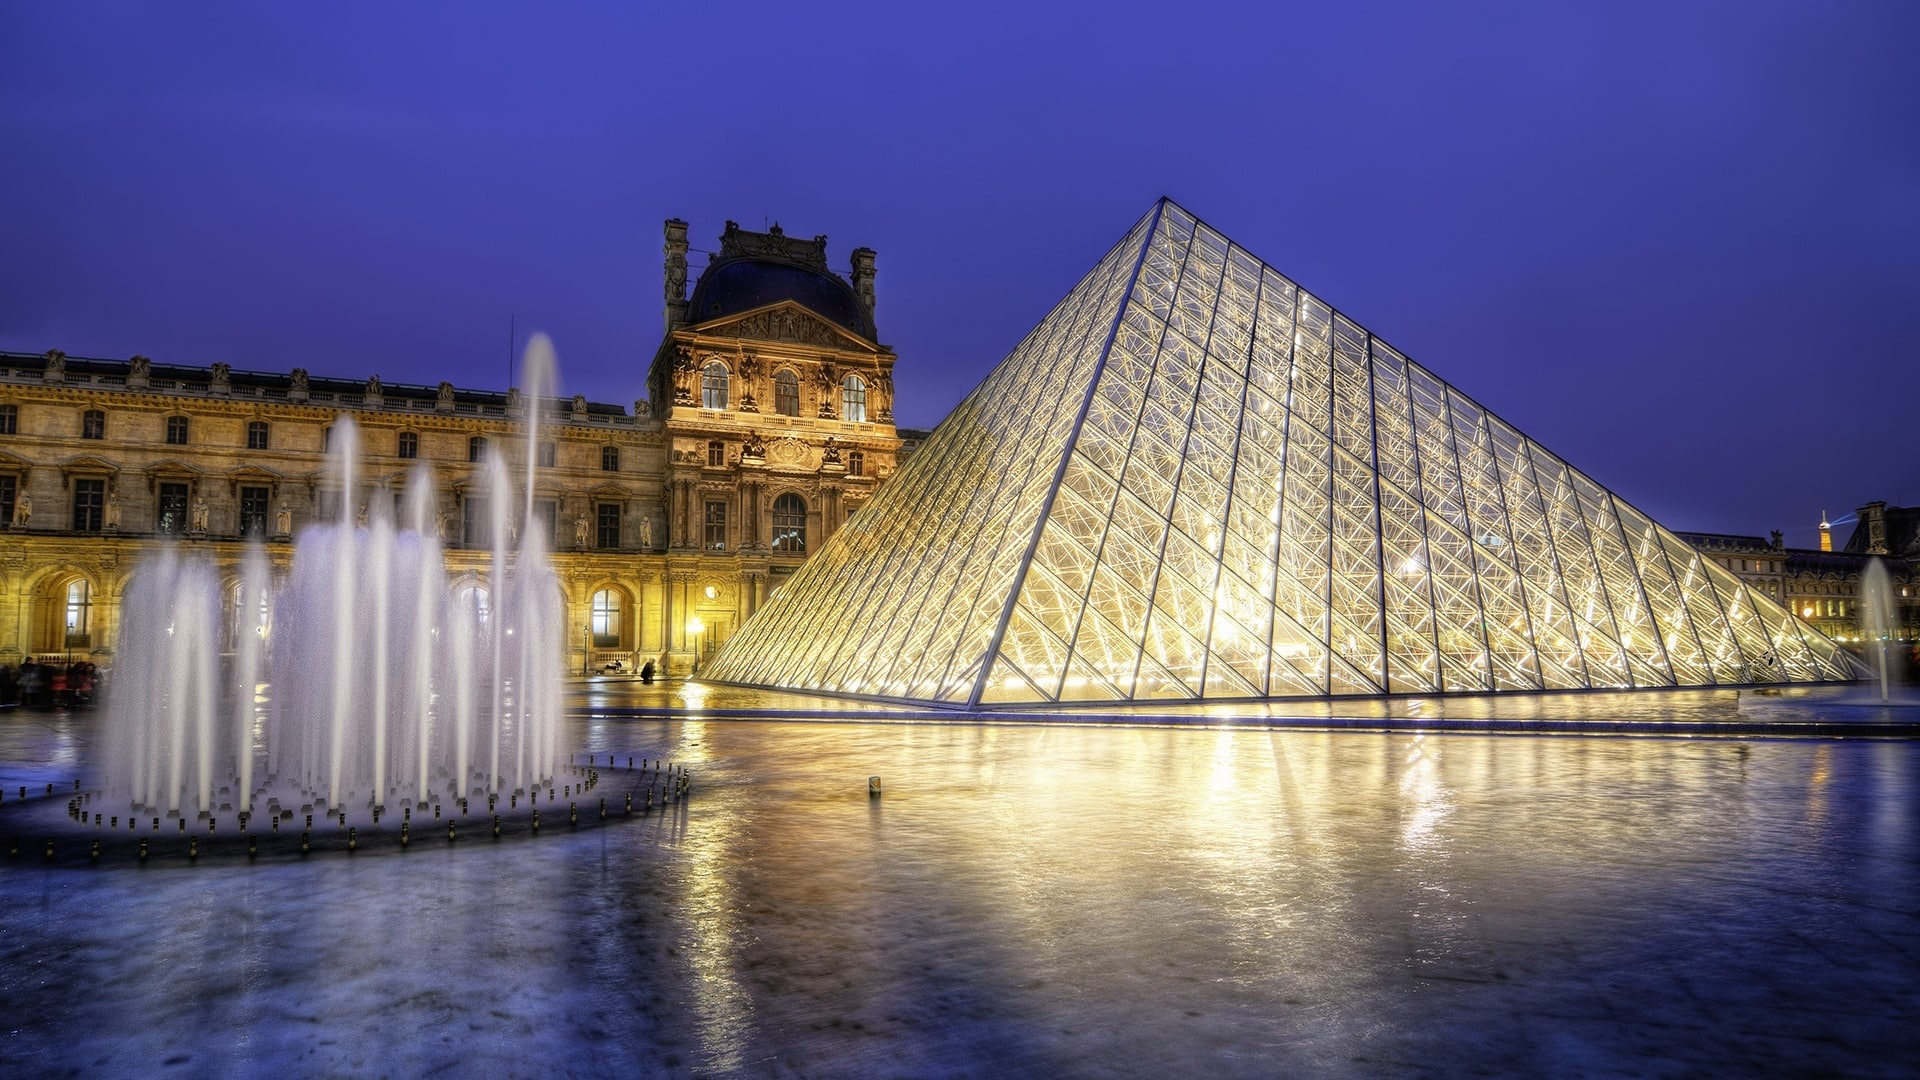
[720,309,844,348]
[769,436,809,467]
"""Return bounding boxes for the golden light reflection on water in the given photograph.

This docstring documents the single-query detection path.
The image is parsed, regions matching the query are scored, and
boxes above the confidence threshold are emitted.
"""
[636,717,1915,1057]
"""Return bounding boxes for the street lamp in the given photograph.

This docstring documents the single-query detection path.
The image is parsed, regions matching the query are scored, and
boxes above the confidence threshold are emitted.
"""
[686,617,705,673]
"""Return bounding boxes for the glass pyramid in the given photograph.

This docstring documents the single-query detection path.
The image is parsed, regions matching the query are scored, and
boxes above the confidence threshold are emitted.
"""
[707,200,1858,706]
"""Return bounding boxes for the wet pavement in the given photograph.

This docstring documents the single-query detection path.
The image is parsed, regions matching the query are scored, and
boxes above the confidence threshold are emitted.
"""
[2,698,1917,1077]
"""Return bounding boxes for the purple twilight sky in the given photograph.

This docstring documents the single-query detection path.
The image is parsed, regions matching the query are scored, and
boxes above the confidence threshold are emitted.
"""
[2,1,1915,548]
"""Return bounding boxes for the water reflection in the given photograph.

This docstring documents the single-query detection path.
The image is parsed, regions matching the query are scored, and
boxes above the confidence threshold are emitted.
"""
[1,714,1915,1076]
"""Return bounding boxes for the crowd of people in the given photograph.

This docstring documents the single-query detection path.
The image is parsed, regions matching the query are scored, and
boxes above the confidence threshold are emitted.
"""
[0,658,101,709]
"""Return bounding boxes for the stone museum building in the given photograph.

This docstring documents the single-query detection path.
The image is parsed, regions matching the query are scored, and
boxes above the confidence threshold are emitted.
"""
[1681,502,1920,647]
[0,219,917,675]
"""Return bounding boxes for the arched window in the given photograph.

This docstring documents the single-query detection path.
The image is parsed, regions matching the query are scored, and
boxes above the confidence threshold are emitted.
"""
[701,362,730,410]
[841,375,867,423]
[82,409,105,440]
[774,370,800,416]
[601,445,619,472]
[166,416,190,445]
[591,588,623,647]
[772,493,807,553]
[469,436,487,462]
[65,579,93,646]
[456,585,490,627]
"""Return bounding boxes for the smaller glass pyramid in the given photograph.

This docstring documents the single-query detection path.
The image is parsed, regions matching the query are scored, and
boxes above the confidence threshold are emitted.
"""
[706,200,1859,706]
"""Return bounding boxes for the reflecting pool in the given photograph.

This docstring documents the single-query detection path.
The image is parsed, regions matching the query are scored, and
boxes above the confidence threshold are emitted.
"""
[2,711,1915,1077]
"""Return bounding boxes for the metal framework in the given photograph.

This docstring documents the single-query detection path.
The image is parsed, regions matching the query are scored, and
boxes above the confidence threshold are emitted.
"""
[706,200,1857,706]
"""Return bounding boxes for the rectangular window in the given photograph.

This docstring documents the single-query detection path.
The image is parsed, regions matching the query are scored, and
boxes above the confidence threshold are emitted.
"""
[166,416,190,445]
[538,442,556,468]
[157,483,190,534]
[707,441,725,467]
[72,479,105,532]
[463,497,490,548]
[848,450,864,477]
[0,474,14,525]
[469,436,487,462]
[704,500,727,550]
[398,431,419,459]
[239,486,271,537]
[596,503,621,550]
[247,421,270,450]
[0,403,16,435]
[82,411,105,440]
[601,445,619,472]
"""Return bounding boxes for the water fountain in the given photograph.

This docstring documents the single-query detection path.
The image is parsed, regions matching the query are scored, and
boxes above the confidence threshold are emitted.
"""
[1862,556,1895,703]
[99,338,572,826]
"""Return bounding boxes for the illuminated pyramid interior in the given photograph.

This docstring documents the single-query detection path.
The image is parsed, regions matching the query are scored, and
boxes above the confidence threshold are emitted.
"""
[707,199,1857,706]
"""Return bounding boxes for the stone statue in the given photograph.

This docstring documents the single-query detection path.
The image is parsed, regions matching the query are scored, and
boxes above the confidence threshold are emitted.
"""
[435,511,449,540]
[356,504,369,529]
[639,514,653,550]
[290,368,308,391]
[366,373,382,396]
[191,498,210,533]
[507,387,522,410]
[276,503,293,536]
[43,350,65,381]
[210,362,231,390]
[671,347,698,405]
[437,381,455,407]
[572,394,587,416]
[11,491,31,527]
[128,355,151,380]
[821,437,842,466]
[737,352,762,382]
[634,399,651,420]
[742,430,767,460]
[574,511,590,548]
[103,491,121,531]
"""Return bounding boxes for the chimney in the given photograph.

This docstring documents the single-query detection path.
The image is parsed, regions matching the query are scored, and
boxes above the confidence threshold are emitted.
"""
[1861,501,1889,555]
[850,247,877,326]
[1818,511,1832,552]
[663,219,690,332]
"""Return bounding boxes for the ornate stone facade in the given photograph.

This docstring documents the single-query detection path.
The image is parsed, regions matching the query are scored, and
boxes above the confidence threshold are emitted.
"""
[1682,502,1920,649]
[642,219,903,671]
[0,216,908,677]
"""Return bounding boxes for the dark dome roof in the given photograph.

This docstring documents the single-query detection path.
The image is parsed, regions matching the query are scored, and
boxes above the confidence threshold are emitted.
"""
[687,257,876,341]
